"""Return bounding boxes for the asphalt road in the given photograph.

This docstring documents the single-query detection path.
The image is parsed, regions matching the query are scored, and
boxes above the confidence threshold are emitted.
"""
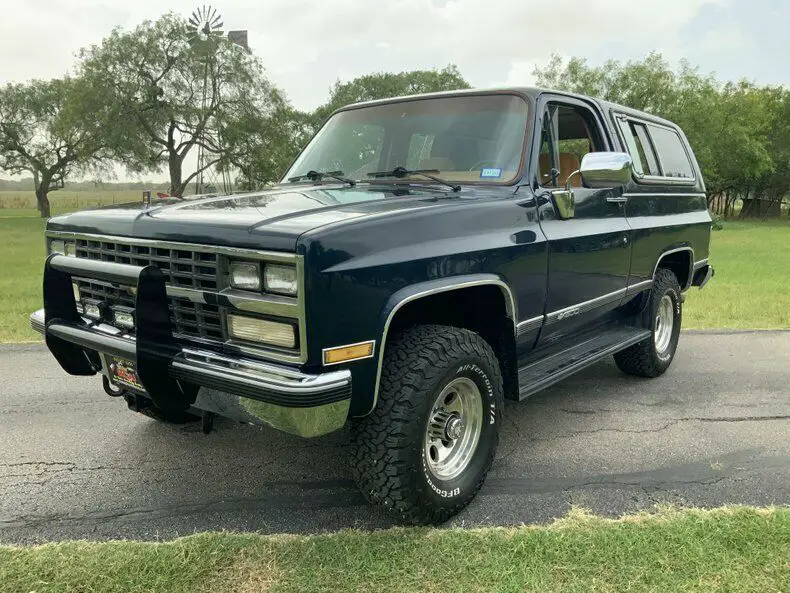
[1,332,789,544]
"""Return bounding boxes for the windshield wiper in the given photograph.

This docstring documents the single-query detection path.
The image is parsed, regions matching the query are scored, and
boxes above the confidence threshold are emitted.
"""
[367,166,461,192]
[287,170,355,186]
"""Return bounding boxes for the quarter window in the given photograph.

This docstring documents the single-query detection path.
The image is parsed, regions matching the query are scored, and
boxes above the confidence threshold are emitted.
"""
[647,125,695,179]
[616,114,695,181]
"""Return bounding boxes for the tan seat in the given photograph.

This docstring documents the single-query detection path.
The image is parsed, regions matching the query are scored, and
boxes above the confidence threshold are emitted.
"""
[539,152,583,187]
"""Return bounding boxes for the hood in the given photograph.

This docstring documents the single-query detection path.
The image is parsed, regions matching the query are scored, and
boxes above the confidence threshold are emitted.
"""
[45,184,475,252]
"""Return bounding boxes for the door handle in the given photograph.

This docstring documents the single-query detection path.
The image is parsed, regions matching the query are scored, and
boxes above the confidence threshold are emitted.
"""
[606,196,629,204]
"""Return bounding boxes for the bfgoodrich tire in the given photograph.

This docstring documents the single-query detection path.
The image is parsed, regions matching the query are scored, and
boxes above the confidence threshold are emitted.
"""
[350,324,503,525]
[614,268,683,378]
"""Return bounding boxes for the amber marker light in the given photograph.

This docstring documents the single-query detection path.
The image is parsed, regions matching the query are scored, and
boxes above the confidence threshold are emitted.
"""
[322,341,376,365]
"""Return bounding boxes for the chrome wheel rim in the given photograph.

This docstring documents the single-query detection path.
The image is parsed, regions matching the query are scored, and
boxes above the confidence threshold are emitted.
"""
[654,294,675,358]
[424,377,483,481]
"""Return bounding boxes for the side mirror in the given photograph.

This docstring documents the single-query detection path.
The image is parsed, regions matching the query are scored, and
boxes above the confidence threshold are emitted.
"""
[550,189,575,220]
[579,152,633,188]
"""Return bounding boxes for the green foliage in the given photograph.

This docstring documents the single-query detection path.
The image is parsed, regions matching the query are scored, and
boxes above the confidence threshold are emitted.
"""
[0,77,108,217]
[311,64,471,130]
[77,13,283,196]
[533,54,790,218]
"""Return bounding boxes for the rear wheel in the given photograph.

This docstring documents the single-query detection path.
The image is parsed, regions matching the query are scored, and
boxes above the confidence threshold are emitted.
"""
[350,324,503,525]
[615,268,682,378]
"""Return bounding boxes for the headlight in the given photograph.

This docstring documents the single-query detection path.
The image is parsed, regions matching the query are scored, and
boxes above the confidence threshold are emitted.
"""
[49,240,76,257]
[229,261,261,291]
[227,314,296,349]
[264,264,297,296]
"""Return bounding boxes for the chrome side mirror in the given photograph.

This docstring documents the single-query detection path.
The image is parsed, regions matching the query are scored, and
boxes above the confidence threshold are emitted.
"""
[551,189,575,220]
[578,152,633,188]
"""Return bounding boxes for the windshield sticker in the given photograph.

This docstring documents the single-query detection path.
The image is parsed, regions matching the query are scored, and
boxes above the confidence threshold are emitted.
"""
[480,168,502,179]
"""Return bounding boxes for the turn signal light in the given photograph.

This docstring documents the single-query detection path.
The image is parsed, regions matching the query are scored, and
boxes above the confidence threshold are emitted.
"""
[323,341,375,365]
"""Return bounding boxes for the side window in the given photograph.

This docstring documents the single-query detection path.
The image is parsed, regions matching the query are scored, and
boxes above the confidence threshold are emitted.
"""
[647,125,695,179]
[616,115,695,181]
[617,119,659,176]
[538,103,603,188]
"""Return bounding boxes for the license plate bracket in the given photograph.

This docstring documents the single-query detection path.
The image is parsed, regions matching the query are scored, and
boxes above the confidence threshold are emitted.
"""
[108,357,146,392]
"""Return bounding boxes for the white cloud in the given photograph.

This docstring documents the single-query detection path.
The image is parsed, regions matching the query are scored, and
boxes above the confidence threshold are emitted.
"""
[2,0,728,110]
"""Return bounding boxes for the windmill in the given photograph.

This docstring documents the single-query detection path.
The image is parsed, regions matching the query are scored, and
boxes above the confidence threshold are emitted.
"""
[187,6,249,195]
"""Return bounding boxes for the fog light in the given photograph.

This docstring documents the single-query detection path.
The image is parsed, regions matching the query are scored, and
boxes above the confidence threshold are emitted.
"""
[50,240,65,255]
[229,261,261,291]
[112,307,135,329]
[227,314,296,348]
[49,240,76,256]
[84,301,102,320]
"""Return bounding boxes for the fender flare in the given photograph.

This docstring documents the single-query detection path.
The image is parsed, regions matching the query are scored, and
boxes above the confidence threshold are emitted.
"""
[653,246,695,290]
[363,274,516,416]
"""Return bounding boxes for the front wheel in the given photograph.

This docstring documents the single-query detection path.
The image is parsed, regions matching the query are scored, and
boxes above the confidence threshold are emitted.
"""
[615,267,682,377]
[350,324,503,525]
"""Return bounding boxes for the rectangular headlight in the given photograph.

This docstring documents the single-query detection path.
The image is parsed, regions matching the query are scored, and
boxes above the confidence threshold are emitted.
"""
[229,261,261,291]
[227,314,296,349]
[264,264,297,296]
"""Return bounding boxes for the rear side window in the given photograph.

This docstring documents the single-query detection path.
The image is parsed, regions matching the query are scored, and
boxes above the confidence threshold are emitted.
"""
[647,125,695,179]
[615,114,695,182]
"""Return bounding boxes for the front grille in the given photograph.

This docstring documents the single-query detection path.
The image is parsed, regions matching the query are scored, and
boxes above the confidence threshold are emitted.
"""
[74,238,223,340]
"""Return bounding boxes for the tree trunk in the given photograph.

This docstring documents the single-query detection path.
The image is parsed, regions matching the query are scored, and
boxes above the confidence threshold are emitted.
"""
[168,152,184,197]
[33,170,51,218]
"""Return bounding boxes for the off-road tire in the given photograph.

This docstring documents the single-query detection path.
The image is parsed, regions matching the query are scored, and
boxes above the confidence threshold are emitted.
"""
[350,324,504,525]
[614,268,682,378]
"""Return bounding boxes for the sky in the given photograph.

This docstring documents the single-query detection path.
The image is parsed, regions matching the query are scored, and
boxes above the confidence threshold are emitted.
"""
[1,0,788,182]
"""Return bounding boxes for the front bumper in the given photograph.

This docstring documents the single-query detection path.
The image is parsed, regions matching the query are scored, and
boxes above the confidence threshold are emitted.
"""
[32,254,351,437]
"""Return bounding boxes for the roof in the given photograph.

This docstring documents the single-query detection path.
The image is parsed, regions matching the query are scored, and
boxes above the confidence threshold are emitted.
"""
[334,86,681,129]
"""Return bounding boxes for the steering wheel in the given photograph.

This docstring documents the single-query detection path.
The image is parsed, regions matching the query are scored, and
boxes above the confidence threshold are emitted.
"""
[468,160,498,172]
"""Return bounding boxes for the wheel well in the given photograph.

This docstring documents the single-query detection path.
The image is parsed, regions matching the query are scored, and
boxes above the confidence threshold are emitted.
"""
[656,249,692,290]
[387,285,518,401]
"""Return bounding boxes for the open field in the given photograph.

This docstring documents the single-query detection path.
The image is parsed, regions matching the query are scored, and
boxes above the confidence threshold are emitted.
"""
[0,190,139,217]
[0,208,788,342]
[1,507,788,593]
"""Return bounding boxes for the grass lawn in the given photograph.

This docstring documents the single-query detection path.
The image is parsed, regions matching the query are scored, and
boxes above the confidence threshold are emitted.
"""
[684,220,790,329]
[0,209,788,342]
[1,506,788,593]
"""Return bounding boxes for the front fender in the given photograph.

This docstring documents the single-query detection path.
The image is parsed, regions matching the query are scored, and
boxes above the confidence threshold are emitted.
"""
[353,273,516,417]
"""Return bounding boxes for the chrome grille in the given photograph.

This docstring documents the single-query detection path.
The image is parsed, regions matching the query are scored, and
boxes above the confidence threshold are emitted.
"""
[74,239,222,340]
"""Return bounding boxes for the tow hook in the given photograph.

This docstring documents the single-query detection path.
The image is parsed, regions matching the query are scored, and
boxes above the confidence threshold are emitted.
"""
[102,375,123,397]
[202,410,216,435]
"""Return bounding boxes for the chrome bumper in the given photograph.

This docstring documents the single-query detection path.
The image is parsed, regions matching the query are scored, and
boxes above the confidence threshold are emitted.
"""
[30,308,351,437]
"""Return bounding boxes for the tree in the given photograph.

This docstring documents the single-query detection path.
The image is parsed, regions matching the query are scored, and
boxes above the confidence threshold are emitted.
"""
[78,13,283,197]
[0,77,107,217]
[223,97,314,190]
[311,65,471,130]
[533,54,789,218]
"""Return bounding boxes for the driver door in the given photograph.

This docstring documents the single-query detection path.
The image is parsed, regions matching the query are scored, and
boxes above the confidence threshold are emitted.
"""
[534,97,632,346]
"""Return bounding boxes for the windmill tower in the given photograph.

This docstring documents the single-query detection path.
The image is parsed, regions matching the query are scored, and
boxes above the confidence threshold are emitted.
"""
[187,6,249,195]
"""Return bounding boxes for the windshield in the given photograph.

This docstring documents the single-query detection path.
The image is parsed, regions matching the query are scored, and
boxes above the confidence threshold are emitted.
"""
[283,94,529,185]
